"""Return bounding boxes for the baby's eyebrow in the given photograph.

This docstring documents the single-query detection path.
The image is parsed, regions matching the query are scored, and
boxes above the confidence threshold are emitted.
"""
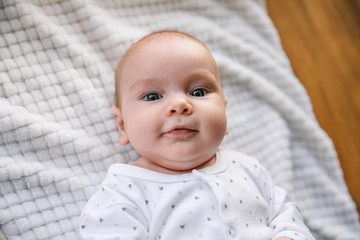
[129,78,165,91]
[187,70,218,82]
[184,70,221,90]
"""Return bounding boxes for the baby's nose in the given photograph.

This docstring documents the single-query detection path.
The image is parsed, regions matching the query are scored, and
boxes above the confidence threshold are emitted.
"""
[167,98,193,116]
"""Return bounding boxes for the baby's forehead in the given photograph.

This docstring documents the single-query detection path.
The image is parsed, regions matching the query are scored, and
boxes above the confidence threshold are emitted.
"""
[128,33,208,59]
[117,33,215,78]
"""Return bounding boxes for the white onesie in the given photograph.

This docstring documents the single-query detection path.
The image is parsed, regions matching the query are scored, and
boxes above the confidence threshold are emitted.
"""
[79,149,314,240]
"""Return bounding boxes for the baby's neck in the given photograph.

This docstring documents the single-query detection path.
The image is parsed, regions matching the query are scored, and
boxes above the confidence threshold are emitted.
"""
[130,156,216,175]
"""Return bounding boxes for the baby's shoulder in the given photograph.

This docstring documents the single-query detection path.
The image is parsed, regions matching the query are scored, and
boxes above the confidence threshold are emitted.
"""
[218,149,269,178]
[219,148,262,168]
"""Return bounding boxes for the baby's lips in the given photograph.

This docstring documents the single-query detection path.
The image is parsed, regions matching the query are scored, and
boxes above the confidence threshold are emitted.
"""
[165,125,198,136]
[167,128,193,135]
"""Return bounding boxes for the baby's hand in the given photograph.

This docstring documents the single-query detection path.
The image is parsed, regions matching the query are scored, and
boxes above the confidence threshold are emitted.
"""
[275,238,292,240]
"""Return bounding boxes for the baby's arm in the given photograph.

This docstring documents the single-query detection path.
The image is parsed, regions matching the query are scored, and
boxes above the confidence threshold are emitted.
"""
[251,161,314,240]
[269,185,314,240]
[80,201,149,239]
[79,182,150,239]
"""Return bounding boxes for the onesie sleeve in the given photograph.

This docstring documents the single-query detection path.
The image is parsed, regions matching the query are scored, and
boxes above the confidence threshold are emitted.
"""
[269,186,314,240]
[79,175,150,239]
[230,150,314,240]
[257,165,314,240]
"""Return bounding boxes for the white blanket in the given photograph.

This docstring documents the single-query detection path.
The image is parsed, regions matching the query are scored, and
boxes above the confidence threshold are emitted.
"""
[1,0,359,239]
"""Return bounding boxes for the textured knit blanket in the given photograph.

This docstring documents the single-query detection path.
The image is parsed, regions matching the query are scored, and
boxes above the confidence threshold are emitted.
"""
[1,0,359,239]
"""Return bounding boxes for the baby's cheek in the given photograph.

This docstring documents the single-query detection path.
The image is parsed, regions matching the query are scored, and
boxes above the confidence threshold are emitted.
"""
[211,111,227,134]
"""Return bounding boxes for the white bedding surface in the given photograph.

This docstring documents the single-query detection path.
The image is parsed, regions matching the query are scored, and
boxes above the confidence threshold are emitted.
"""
[1,0,359,239]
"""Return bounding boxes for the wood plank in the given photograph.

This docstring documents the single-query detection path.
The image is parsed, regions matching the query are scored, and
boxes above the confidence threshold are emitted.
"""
[267,0,360,214]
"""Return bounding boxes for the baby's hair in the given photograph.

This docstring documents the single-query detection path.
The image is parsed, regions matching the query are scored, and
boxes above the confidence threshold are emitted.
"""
[114,30,219,107]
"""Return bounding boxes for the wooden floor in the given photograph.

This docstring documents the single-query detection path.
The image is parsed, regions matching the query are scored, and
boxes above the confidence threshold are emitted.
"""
[267,0,360,214]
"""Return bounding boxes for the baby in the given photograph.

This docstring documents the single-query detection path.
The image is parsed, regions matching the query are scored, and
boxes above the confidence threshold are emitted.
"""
[79,31,314,240]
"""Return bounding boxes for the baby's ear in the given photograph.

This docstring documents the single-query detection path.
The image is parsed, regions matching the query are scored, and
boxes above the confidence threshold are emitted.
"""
[225,128,230,136]
[224,96,228,105]
[111,106,130,145]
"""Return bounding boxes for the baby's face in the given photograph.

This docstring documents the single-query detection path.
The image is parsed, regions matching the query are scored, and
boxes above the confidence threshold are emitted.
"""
[116,37,227,171]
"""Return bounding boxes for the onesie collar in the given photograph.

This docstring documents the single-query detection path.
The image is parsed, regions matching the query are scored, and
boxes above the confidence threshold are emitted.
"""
[107,149,229,183]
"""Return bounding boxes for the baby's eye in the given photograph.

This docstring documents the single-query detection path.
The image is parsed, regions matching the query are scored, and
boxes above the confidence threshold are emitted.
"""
[190,88,207,97]
[143,93,162,101]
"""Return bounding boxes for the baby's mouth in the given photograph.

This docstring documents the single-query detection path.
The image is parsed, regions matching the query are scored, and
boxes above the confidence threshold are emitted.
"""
[165,126,198,136]
[168,128,196,135]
